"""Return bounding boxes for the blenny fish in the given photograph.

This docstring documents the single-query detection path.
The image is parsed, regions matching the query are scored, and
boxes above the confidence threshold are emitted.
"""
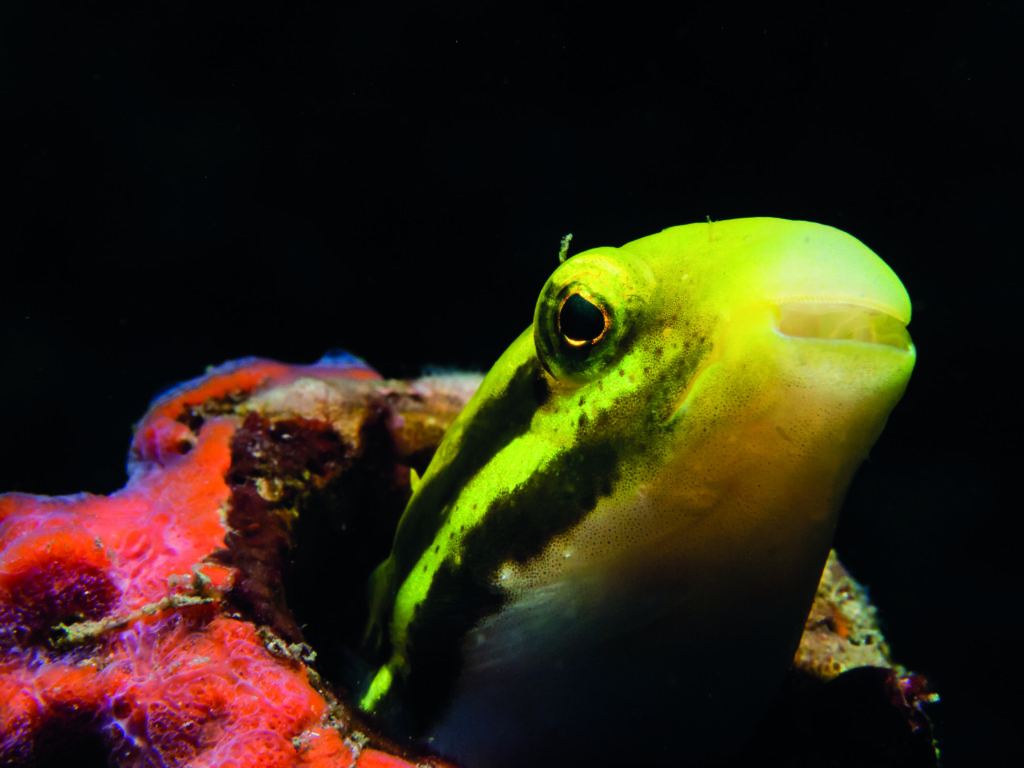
[357,218,915,766]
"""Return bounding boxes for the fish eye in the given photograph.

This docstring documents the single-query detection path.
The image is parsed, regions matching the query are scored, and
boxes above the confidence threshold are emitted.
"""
[559,293,610,347]
[535,280,626,384]
[534,248,652,384]
[535,279,620,383]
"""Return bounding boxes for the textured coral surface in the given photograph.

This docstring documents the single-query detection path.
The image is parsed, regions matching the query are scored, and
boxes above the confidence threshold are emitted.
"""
[1,356,936,767]
[1,355,467,768]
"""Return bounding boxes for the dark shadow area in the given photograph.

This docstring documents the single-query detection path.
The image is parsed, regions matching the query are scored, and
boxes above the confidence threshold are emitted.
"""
[283,402,427,694]
[13,722,110,768]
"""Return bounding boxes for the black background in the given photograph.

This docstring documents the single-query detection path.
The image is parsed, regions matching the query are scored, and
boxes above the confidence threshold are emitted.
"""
[2,2,1012,765]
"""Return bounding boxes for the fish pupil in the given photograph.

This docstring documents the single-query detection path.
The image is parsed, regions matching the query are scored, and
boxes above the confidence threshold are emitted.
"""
[560,293,607,345]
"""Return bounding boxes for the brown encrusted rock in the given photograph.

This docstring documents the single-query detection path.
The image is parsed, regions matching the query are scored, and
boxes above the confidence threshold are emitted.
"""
[726,552,940,767]
[796,549,897,680]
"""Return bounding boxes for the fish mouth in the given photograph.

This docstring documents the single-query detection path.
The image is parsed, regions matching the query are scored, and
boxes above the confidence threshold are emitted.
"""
[775,301,913,351]
[667,299,913,426]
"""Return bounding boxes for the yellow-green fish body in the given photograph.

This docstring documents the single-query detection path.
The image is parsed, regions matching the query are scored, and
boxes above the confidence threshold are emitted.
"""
[360,218,915,766]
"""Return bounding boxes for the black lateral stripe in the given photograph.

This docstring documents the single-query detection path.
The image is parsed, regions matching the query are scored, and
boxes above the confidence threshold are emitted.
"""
[389,358,550,592]
[399,408,627,730]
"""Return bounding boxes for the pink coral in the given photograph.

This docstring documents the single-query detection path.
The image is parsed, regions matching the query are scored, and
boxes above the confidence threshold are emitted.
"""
[0,356,444,768]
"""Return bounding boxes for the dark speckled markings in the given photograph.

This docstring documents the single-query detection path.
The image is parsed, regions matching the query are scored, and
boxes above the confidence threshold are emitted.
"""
[362,300,715,731]
[373,355,646,730]
[375,359,550,626]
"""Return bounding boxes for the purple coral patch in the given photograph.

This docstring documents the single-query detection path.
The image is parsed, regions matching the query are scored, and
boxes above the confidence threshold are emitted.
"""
[0,560,119,648]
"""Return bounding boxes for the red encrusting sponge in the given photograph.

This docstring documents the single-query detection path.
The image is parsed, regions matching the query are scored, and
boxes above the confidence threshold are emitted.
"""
[0,356,436,768]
